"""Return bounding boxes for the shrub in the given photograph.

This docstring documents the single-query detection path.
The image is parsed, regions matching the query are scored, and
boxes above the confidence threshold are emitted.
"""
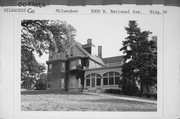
[143,93,157,99]
[34,82,47,90]
[105,89,122,94]
[122,82,140,96]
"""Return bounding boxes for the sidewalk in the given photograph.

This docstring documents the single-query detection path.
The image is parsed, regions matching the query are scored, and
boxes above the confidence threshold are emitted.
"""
[83,92,157,104]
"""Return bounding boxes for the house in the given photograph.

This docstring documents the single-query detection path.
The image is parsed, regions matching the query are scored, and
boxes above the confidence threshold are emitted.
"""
[46,39,124,92]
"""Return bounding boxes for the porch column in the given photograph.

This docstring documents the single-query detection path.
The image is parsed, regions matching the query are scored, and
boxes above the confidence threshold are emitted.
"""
[84,78,86,89]
[90,75,91,87]
[95,77,97,88]
[101,77,103,89]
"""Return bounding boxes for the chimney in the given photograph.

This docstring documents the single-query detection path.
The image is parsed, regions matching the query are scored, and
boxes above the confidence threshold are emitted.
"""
[87,38,92,44]
[98,46,102,58]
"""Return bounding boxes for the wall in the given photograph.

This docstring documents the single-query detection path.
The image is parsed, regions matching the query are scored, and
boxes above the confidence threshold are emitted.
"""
[47,61,66,90]
[68,74,82,91]
[88,59,102,69]
[50,78,65,90]
[85,66,121,76]
[71,45,86,56]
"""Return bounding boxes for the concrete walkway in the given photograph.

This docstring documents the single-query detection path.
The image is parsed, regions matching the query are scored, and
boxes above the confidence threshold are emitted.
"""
[83,92,157,104]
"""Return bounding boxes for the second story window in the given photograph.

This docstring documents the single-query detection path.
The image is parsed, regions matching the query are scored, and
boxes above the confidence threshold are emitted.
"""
[78,59,81,65]
[70,60,76,70]
[70,59,82,70]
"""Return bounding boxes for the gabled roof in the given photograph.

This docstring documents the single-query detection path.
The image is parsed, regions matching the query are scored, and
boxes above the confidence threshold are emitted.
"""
[73,40,91,56]
[102,56,124,64]
[73,40,105,66]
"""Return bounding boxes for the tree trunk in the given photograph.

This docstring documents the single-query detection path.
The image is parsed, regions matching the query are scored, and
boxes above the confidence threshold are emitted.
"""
[140,82,144,94]
[139,74,144,96]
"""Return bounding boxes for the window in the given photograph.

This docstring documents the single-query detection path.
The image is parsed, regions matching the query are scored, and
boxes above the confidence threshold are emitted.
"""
[115,72,119,76]
[91,73,95,77]
[103,78,108,85]
[109,77,114,85]
[103,73,108,77]
[86,78,90,86]
[86,74,90,78]
[85,73,102,87]
[96,74,101,86]
[97,78,101,86]
[103,72,120,86]
[70,60,77,70]
[109,72,114,76]
[78,59,81,65]
[115,77,120,85]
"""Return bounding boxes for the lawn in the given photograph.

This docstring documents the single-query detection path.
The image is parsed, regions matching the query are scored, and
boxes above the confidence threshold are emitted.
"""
[21,90,157,111]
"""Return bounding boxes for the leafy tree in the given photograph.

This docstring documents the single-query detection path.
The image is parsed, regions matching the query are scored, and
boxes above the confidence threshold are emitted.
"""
[34,73,48,90]
[21,20,76,89]
[120,21,157,94]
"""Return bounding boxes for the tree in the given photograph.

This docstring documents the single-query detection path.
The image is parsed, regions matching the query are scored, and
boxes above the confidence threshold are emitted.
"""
[34,73,48,90]
[120,21,157,94]
[21,20,76,89]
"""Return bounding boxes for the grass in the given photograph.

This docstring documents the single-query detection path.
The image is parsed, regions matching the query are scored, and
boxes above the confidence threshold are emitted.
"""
[21,90,157,111]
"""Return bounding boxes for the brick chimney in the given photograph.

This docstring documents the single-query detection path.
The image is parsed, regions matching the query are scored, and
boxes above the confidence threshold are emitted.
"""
[87,38,92,44]
[98,46,102,58]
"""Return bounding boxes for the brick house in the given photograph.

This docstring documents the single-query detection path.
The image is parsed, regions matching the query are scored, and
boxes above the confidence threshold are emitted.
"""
[46,39,123,92]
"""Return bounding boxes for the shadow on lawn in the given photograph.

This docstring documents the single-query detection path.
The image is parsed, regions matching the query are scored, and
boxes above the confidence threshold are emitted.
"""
[21,90,93,96]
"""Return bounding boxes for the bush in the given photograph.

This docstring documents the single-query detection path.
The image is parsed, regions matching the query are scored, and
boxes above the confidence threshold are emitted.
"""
[122,82,140,96]
[34,82,47,90]
[105,89,123,94]
[143,93,157,99]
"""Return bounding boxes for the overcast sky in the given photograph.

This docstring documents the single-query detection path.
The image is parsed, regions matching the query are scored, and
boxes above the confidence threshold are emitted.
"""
[35,14,163,64]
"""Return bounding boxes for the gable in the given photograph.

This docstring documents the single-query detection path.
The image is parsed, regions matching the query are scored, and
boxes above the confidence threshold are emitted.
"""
[72,45,87,57]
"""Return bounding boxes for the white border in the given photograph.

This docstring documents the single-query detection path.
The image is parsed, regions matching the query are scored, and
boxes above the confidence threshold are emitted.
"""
[14,6,164,118]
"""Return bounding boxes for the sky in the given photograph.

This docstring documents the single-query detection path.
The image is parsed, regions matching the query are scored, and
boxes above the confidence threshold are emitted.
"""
[35,14,163,64]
